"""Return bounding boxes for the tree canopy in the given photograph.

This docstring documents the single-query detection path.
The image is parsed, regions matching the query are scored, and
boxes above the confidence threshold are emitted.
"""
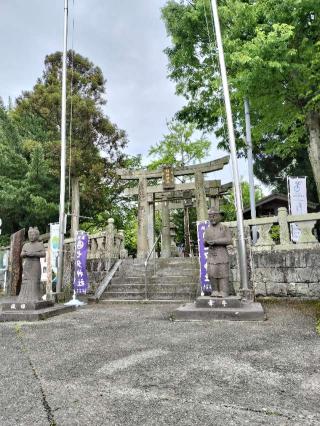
[0,51,129,243]
[162,0,320,201]
[14,51,128,217]
[148,119,211,170]
[0,104,57,243]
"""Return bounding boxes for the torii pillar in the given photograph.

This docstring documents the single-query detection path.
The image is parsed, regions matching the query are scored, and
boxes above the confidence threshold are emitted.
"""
[161,198,171,258]
[137,177,149,259]
[194,171,209,221]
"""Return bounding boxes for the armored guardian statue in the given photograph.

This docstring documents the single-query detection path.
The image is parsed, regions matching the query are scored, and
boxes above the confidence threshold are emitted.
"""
[204,208,232,297]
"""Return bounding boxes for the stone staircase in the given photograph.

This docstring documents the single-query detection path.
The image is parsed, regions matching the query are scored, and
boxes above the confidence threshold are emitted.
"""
[100,257,200,302]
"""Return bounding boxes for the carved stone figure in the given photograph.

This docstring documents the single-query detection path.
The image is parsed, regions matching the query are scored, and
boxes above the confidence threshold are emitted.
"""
[18,227,46,302]
[204,208,232,297]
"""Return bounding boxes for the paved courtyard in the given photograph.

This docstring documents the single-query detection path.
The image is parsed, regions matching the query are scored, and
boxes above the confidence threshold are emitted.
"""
[0,301,320,426]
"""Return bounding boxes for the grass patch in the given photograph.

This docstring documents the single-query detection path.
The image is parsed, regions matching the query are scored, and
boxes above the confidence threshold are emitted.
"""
[258,297,320,335]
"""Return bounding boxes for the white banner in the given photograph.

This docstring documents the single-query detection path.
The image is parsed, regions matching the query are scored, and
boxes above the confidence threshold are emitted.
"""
[48,223,60,291]
[288,177,307,242]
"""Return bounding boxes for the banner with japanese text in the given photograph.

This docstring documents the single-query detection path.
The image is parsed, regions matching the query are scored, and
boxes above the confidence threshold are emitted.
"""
[73,231,89,294]
[288,177,307,242]
[197,220,210,293]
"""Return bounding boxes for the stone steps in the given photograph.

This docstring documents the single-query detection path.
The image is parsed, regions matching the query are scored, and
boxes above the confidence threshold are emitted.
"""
[104,291,197,301]
[105,291,145,300]
[111,275,199,285]
[109,283,197,291]
[101,257,200,302]
[111,276,146,285]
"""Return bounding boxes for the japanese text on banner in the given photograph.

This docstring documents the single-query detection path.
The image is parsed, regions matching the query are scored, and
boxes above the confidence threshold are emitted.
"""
[73,231,89,294]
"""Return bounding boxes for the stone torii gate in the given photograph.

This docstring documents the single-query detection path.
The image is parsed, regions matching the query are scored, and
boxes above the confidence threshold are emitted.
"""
[117,156,230,258]
[125,180,232,258]
[154,182,232,257]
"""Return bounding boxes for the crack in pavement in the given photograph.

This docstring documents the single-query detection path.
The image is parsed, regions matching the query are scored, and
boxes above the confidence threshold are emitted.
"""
[14,325,56,426]
[202,401,316,422]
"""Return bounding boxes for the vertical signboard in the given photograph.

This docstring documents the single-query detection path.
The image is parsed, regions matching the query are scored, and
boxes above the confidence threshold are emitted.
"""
[288,177,307,242]
[197,220,211,294]
[73,231,89,294]
[162,166,175,190]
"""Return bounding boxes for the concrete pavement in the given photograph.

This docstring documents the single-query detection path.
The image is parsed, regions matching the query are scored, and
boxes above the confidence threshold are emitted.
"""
[0,301,319,425]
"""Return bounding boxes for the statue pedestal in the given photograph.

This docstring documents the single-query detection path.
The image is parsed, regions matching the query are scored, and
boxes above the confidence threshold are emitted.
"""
[0,298,76,322]
[172,296,265,321]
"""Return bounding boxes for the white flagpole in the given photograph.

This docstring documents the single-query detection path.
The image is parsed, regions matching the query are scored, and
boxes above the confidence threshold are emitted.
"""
[210,0,250,297]
[57,0,68,293]
[244,99,257,244]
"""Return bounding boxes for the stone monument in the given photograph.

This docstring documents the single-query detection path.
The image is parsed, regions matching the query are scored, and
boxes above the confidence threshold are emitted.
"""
[0,227,76,322]
[204,208,232,297]
[7,229,25,296]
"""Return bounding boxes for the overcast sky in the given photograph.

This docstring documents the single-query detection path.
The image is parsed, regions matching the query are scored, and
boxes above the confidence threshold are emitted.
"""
[0,0,250,186]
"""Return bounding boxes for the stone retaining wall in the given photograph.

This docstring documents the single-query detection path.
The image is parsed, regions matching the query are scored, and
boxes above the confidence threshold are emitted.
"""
[252,248,320,297]
[227,247,320,298]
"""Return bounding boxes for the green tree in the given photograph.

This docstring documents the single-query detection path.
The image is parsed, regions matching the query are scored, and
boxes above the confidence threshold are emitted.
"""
[148,120,211,169]
[254,145,318,202]
[162,0,320,201]
[13,50,128,225]
[0,104,58,241]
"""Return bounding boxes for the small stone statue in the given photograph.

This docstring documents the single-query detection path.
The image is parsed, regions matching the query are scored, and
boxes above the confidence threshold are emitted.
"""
[204,208,232,298]
[18,227,46,302]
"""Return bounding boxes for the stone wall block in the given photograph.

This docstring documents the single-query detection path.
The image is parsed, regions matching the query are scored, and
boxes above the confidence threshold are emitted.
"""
[295,283,310,296]
[254,282,267,296]
[286,267,317,283]
[253,267,285,283]
[285,251,307,268]
[266,282,287,296]
[287,282,296,296]
[305,252,320,267]
[254,251,285,268]
[308,283,320,297]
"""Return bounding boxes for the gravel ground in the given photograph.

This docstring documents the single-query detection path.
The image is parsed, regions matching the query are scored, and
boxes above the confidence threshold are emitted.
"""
[0,301,320,426]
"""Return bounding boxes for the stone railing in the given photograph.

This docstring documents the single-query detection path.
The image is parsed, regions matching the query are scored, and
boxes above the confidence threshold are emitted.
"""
[62,218,128,292]
[63,218,127,260]
[224,207,320,250]
[222,208,320,298]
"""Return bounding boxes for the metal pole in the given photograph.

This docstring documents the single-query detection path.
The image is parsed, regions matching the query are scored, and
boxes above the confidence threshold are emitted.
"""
[57,0,68,293]
[210,0,249,292]
[244,99,257,244]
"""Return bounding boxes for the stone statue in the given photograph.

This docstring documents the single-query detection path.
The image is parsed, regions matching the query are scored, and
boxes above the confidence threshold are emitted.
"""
[18,227,46,302]
[204,208,232,298]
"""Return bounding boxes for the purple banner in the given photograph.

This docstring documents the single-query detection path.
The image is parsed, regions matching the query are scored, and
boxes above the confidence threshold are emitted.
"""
[73,231,89,294]
[197,220,210,293]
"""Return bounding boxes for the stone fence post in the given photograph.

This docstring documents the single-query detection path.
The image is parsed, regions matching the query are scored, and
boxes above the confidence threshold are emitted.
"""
[105,218,115,258]
[278,207,291,246]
